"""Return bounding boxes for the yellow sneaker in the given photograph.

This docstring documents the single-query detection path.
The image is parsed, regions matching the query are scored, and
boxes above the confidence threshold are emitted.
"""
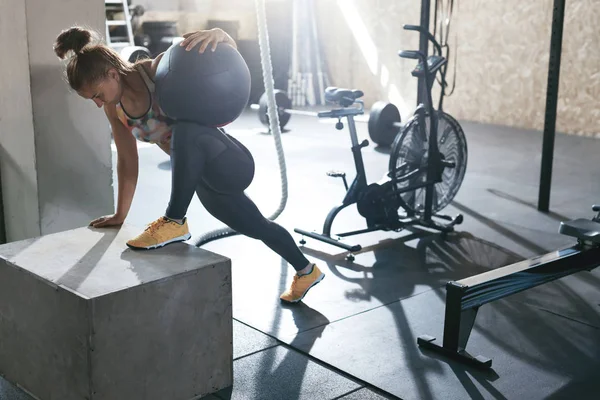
[126,216,191,250]
[280,264,325,303]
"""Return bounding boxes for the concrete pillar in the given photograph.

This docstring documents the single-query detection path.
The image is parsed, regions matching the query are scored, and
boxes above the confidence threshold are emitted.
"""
[0,0,40,242]
[0,0,114,243]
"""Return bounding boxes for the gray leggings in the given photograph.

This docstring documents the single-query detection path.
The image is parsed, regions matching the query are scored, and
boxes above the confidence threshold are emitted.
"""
[165,121,310,271]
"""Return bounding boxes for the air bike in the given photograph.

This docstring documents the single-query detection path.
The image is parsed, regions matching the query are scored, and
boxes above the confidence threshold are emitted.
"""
[295,24,468,258]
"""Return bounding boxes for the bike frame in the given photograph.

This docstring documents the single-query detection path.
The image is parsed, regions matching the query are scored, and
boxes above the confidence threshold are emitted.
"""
[295,97,443,251]
[295,105,373,251]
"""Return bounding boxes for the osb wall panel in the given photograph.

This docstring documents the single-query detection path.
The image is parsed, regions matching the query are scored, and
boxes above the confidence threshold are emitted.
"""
[441,1,553,133]
[315,0,600,137]
[556,0,600,137]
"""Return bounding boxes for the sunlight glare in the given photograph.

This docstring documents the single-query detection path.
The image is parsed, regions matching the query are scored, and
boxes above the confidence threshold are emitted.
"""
[337,0,378,75]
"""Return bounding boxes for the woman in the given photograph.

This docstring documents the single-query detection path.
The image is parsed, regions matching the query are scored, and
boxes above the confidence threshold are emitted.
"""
[53,26,324,303]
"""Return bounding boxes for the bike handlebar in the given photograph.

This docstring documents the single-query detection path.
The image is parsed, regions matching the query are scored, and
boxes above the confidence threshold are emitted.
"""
[398,50,426,62]
[403,24,442,56]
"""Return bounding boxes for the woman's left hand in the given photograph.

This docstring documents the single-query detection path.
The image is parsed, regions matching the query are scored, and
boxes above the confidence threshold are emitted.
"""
[179,28,236,53]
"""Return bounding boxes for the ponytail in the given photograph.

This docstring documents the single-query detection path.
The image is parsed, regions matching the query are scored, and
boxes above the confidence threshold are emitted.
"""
[54,26,135,91]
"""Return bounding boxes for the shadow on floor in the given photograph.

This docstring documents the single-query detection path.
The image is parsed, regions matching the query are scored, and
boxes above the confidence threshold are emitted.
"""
[216,259,332,400]
[452,200,553,254]
[158,160,171,170]
[300,227,600,399]
[486,188,572,222]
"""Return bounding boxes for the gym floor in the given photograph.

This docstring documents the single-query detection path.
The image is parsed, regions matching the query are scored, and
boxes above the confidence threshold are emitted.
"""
[2,111,599,400]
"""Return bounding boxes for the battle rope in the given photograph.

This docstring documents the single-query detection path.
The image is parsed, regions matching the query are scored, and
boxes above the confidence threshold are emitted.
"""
[194,0,287,247]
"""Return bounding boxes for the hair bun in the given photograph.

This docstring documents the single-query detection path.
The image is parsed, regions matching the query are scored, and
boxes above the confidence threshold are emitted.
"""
[54,27,93,59]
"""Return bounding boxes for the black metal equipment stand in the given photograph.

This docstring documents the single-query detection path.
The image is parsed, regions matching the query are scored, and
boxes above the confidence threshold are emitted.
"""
[417,207,600,369]
[418,244,600,369]
[417,0,431,107]
[538,0,566,212]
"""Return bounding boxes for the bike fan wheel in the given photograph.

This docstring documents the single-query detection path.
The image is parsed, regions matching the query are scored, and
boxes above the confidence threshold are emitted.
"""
[388,111,468,215]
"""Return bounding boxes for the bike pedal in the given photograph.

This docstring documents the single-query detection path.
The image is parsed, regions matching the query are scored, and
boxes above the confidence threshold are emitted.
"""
[327,170,346,178]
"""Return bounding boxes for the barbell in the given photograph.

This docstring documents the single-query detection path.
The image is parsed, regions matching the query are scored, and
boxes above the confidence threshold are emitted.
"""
[250,91,402,147]
[249,89,319,128]
[367,101,402,147]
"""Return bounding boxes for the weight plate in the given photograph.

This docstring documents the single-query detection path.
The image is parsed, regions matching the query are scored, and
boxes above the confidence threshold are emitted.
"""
[258,90,292,129]
[120,46,151,63]
[368,101,401,147]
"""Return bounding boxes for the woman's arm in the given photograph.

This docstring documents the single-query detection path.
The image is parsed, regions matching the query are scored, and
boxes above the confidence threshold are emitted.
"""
[147,28,236,78]
[104,104,139,221]
[179,28,237,52]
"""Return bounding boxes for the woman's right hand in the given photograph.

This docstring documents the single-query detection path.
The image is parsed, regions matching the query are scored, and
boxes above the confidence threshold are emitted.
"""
[89,214,125,228]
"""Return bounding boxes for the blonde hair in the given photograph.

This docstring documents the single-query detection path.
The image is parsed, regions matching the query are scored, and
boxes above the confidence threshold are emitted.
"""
[54,26,135,91]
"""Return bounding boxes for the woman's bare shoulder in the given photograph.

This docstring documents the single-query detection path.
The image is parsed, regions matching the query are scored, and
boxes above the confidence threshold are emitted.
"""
[140,52,165,80]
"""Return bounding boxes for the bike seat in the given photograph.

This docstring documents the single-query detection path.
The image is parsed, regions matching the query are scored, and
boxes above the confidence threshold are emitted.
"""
[559,218,600,244]
[325,87,364,107]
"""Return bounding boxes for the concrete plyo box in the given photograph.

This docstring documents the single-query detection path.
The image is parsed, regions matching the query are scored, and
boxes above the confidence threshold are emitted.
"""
[0,225,232,400]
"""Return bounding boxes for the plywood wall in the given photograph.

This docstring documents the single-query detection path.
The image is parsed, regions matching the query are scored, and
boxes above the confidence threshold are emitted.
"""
[315,0,600,137]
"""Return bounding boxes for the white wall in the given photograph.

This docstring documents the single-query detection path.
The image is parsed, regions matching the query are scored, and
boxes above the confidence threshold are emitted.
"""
[135,0,286,40]
[135,0,210,13]
[0,0,115,241]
